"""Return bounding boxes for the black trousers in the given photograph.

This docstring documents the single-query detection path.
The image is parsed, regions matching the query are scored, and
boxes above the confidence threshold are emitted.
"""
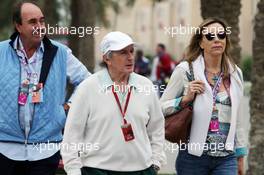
[81,166,157,175]
[0,151,60,175]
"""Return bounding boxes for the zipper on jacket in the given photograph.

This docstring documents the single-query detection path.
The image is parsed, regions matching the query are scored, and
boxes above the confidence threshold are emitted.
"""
[17,58,27,143]
[26,104,36,145]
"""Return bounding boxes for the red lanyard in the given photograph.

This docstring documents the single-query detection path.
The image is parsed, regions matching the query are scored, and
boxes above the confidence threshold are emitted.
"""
[112,85,132,124]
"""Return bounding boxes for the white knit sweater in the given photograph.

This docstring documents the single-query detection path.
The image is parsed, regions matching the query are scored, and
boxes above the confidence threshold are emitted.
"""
[61,68,166,175]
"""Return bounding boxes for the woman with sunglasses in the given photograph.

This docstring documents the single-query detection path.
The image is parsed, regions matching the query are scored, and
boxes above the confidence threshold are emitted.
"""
[160,18,247,175]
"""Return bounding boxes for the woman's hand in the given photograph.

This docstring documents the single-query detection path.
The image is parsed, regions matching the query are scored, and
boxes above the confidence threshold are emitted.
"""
[182,80,205,104]
[238,157,244,175]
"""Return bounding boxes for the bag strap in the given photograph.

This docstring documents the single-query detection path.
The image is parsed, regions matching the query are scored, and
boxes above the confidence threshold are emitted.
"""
[186,62,194,82]
[39,39,58,86]
[185,62,196,106]
[189,62,194,81]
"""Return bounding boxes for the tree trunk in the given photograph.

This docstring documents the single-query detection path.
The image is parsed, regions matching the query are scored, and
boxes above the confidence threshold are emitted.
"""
[43,0,59,26]
[69,0,79,57]
[43,0,59,39]
[66,0,95,100]
[247,0,264,174]
[69,0,95,72]
[200,0,241,64]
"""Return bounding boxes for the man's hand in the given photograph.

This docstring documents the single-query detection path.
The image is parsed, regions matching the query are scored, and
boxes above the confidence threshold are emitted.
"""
[237,157,244,175]
[63,103,71,111]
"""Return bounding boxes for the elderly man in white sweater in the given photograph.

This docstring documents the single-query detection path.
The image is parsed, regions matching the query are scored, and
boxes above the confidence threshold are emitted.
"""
[61,31,166,175]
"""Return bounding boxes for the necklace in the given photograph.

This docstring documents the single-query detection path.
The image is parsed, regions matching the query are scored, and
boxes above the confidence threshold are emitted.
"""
[205,70,221,86]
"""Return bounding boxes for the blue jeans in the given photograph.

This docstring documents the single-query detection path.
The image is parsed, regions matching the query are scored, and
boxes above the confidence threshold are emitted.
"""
[176,150,237,175]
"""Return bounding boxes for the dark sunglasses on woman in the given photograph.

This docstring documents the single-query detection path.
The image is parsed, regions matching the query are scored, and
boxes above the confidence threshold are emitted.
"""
[204,32,226,41]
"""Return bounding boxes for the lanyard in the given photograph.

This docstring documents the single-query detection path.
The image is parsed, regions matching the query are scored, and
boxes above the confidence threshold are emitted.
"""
[112,85,132,124]
[16,42,40,84]
[205,72,223,106]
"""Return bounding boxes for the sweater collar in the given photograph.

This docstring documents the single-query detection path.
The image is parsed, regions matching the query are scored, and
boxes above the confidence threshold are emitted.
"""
[9,32,54,51]
[193,54,243,89]
[99,68,140,91]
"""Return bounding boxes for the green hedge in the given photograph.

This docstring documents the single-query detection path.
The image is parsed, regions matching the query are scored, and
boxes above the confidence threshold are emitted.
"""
[241,55,252,81]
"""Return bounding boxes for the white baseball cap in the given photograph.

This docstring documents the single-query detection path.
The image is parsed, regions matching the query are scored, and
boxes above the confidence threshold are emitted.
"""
[100,31,134,55]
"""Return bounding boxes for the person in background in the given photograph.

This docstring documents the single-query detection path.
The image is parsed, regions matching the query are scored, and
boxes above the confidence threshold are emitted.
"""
[134,49,150,77]
[156,43,174,82]
[152,43,175,96]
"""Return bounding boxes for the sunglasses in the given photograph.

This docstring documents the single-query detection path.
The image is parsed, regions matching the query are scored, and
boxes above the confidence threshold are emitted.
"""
[204,32,226,41]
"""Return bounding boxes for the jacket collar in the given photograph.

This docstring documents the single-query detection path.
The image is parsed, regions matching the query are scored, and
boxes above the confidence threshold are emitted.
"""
[13,35,44,54]
[9,32,59,85]
[99,68,140,91]
[9,32,55,51]
[192,54,243,89]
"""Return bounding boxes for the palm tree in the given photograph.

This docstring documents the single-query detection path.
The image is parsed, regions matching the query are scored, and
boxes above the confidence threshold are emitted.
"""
[200,0,241,64]
[247,0,264,174]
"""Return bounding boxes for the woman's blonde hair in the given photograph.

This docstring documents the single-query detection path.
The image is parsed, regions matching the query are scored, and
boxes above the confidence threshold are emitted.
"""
[185,17,235,78]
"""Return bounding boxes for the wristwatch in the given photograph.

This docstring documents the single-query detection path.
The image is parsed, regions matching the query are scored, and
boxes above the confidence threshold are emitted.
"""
[152,164,160,172]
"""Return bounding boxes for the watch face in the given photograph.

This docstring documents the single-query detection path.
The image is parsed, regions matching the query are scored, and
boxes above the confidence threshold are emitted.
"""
[152,164,160,172]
